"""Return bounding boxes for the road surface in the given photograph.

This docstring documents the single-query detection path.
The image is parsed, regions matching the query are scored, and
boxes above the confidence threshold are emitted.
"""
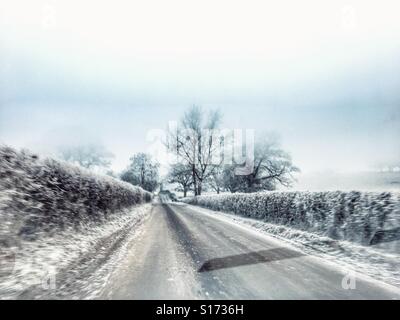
[100,203,400,299]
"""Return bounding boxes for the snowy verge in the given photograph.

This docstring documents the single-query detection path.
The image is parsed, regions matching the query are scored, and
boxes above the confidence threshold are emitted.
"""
[183,203,400,288]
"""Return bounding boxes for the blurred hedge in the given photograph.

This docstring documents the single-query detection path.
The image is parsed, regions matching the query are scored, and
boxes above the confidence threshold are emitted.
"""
[182,191,400,246]
[0,146,152,240]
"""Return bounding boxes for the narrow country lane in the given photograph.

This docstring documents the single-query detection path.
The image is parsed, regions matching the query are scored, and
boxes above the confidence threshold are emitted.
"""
[101,203,400,300]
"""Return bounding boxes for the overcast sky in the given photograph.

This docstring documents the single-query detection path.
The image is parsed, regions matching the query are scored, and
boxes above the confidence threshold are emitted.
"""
[1,0,400,183]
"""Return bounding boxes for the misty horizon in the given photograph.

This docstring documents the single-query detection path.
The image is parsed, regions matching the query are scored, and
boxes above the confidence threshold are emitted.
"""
[1,0,400,190]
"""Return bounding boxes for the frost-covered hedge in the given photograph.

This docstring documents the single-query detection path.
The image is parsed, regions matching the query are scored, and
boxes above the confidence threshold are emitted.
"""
[182,191,400,246]
[0,146,152,240]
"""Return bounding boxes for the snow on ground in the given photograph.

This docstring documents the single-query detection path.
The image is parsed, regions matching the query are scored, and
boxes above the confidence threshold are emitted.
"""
[184,204,400,288]
[0,204,152,299]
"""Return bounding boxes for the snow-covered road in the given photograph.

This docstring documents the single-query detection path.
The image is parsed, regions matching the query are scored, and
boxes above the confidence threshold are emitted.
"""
[100,203,400,299]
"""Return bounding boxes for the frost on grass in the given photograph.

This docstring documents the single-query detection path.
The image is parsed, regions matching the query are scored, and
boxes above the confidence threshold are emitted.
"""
[0,146,152,299]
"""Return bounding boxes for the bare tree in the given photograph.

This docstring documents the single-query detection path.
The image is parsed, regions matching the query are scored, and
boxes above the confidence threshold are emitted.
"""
[121,153,159,192]
[167,106,222,196]
[223,135,299,192]
[167,163,193,197]
[59,144,114,170]
[207,165,225,194]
